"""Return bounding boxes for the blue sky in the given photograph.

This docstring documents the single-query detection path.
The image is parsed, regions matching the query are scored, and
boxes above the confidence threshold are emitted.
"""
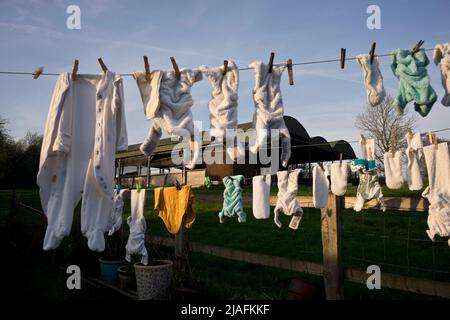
[1,0,449,153]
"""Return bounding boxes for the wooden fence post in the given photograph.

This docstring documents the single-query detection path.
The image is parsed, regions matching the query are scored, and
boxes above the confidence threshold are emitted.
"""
[174,220,189,279]
[320,193,344,300]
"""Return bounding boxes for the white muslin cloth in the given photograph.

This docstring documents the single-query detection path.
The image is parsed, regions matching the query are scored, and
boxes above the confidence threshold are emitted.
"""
[360,137,375,160]
[330,161,348,196]
[313,165,329,208]
[125,189,148,265]
[248,61,291,168]
[134,69,203,169]
[199,60,243,160]
[108,188,128,236]
[383,151,404,189]
[433,43,450,106]
[405,132,423,190]
[274,169,303,230]
[252,175,271,219]
[356,54,386,107]
[421,143,450,246]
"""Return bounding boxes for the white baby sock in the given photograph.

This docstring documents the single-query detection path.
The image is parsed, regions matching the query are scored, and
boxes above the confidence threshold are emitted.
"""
[383,151,404,189]
[253,175,271,219]
[356,54,386,107]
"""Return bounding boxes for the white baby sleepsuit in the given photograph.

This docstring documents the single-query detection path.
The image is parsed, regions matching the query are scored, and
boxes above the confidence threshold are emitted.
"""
[125,189,148,264]
[274,169,303,230]
[37,72,128,251]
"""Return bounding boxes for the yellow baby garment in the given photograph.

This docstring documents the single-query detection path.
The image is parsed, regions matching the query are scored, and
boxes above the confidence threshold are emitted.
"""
[154,185,195,234]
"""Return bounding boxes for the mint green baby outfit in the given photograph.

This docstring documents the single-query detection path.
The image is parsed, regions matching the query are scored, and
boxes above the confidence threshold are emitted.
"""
[391,48,437,117]
[219,175,246,223]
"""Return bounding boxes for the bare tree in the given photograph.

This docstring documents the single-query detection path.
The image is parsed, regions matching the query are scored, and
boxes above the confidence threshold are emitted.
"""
[355,94,417,162]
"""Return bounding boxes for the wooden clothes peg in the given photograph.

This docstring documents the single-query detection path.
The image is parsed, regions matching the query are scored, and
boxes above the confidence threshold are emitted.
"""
[412,40,424,54]
[222,60,228,76]
[360,134,367,145]
[340,48,346,69]
[143,56,151,81]
[32,66,44,79]
[287,59,294,85]
[339,153,343,166]
[71,59,79,81]
[369,42,376,64]
[98,58,108,74]
[268,52,275,73]
[170,56,181,80]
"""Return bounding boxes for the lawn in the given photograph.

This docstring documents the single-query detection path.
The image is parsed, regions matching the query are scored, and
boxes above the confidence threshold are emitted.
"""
[1,188,449,300]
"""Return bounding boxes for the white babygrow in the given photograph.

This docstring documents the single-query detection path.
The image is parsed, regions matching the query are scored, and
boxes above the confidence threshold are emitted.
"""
[249,61,291,168]
[274,169,303,229]
[125,189,148,265]
[383,151,404,190]
[37,72,128,251]
[421,143,450,246]
[405,132,423,190]
[252,175,271,219]
[134,69,203,169]
[199,60,243,160]
[356,54,386,107]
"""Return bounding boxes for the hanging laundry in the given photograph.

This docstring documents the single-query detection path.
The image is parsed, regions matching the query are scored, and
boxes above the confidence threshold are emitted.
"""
[134,69,203,169]
[108,188,128,236]
[199,60,243,160]
[421,143,450,246]
[351,160,386,212]
[219,175,246,223]
[252,174,271,219]
[359,137,375,160]
[405,132,423,190]
[356,54,386,107]
[37,72,128,251]
[154,185,196,234]
[248,61,291,168]
[390,48,437,117]
[125,189,148,265]
[383,151,404,189]
[313,165,329,208]
[330,161,348,196]
[433,42,450,106]
[274,169,303,230]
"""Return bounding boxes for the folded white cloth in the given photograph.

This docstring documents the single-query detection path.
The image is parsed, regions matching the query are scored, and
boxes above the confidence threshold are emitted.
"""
[248,61,291,168]
[125,189,148,265]
[252,175,271,219]
[433,43,450,106]
[330,161,348,196]
[422,143,450,246]
[383,151,404,189]
[313,165,329,208]
[274,169,303,229]
[356,54,386,107]
[108,189,128,236]
[134,69,203,169]
[199,61,243,161]
[360,137,375,160]
[405,132,423,190]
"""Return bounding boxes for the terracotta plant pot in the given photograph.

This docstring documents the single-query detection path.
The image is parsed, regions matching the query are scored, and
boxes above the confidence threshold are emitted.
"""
[117,266,135,290]
[98,257,127,285]
[134,260,173,300]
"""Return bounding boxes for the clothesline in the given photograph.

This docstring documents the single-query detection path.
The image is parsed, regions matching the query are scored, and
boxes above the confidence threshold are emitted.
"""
[0,48,436,77]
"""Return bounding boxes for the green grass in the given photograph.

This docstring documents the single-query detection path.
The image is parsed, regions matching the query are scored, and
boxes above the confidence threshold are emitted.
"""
[2,189,449,300]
